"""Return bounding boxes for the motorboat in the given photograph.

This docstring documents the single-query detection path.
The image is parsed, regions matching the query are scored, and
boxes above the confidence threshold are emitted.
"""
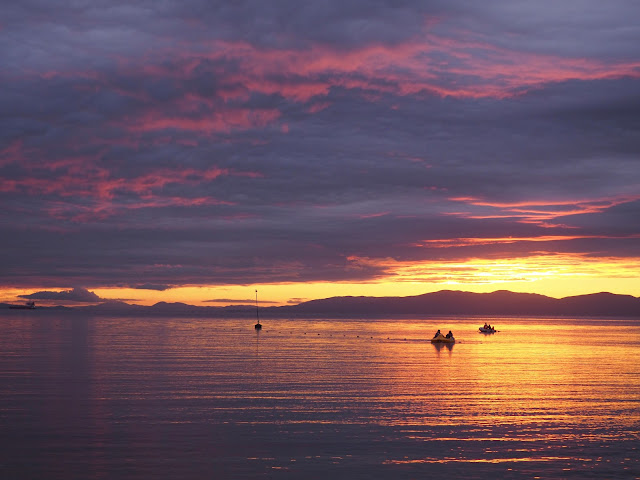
[479,326,496,333]
[431,332,455,344]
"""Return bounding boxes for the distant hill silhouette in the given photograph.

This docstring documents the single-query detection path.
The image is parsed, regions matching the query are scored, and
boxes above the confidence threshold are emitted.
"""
[278,290,640,317]
[3,290,639,317]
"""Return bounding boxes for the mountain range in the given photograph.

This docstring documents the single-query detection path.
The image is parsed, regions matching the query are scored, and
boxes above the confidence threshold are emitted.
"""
[3,290,640,318]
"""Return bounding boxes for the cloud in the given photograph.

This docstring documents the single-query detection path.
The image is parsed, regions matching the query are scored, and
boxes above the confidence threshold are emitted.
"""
[287,298,308,304]
[132,284,174,291]
[19,287,102,302]
[1,2,639,293]
[203,298,279,304]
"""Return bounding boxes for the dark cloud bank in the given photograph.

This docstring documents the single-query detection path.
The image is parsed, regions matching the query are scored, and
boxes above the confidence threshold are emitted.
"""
[19,287,103,303]
[1,1,639,290]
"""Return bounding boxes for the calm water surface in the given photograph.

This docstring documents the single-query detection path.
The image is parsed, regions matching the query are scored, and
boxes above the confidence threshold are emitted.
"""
[1,313,639,479]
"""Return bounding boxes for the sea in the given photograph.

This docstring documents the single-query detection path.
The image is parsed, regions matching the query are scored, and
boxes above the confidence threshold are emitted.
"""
[0,313,638,479]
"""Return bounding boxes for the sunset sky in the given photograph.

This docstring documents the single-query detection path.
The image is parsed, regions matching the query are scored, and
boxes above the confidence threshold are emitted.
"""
[2,1,640,306]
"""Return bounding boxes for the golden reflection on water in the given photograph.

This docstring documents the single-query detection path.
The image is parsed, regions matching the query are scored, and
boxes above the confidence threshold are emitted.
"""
[0,313,638,478]
[383,456,581,464]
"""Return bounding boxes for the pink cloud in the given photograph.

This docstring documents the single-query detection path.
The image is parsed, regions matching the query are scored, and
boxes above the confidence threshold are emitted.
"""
[168,36,640,101]
[306,102,331,114]
[412,234,640,249]
[23,30,638,147]
[127,108,282,135]
[4,162,262,221]
[357,211,390,219]
[0,139,24,166]
[22,27,640,121]
[44,194,236,223]
[447,194,640,225]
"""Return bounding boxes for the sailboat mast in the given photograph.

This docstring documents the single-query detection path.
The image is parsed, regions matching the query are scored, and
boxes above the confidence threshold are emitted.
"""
[255,289,260,323]
[254,289,262,329]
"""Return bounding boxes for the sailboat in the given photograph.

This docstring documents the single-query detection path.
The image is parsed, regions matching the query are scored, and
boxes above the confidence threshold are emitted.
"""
[254,289,262,330]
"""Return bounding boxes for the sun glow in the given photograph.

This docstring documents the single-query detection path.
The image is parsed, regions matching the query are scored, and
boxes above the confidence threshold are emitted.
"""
[3,254,638,307]
[347,253,640,292]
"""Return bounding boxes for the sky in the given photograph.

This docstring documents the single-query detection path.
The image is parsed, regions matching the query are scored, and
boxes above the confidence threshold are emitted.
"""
[2,0,640,306]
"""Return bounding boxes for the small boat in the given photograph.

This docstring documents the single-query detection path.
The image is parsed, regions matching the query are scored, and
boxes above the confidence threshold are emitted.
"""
[9,301,36,310]
[479,326,496,333]
[431,332,455,344]
[254,289,262,330]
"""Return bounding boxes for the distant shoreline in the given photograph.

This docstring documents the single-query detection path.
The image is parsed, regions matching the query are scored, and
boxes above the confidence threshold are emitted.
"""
[3,290,640,318]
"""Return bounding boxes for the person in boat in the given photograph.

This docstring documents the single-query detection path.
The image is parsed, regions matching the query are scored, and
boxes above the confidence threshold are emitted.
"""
[445,330,453,339]
[433,329,441,338]
[484,323,489,329]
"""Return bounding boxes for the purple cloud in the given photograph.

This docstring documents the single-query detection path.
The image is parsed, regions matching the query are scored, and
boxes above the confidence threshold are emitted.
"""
[19,287,102,303]
[1,1,639,293]
[132,284,174,291]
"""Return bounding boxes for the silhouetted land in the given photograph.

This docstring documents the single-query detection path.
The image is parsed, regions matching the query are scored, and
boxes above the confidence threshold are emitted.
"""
[3,290,640,318]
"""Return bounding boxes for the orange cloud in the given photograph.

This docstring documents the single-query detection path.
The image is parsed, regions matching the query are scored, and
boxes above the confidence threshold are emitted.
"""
[410,234,638,248]
[346,253,640,287]
[447,194,640,225]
